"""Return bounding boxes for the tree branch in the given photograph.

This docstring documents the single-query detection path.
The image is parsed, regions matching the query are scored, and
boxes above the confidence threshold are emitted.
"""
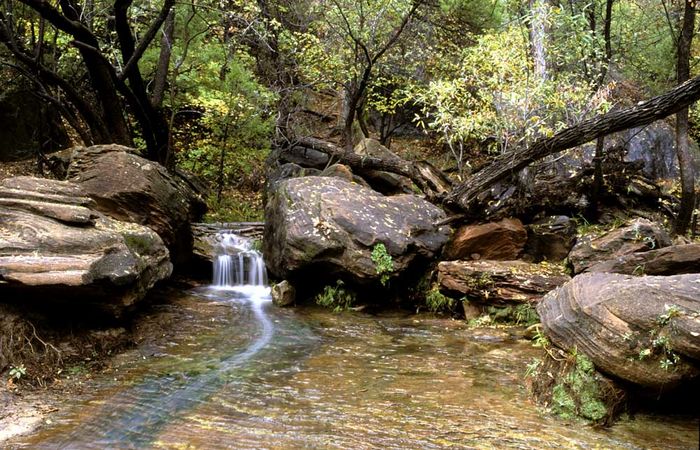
[118,0,175,81]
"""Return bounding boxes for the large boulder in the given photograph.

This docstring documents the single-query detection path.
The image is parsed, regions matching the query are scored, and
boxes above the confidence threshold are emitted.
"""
[264,176,449,285]
[0,177,172,315]
[567,218,672,274]
[586,243,700,275]
[442,218,527,261]
[538,272,700,388]
[60,145,206,265]
[438,260,570,305]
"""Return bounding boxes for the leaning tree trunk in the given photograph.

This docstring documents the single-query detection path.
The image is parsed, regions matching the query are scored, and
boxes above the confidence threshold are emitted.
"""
[674,0,696,235]
[447,74,700,214]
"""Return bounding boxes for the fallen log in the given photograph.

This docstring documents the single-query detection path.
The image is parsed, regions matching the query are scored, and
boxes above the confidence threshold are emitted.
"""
[447,75,700,213]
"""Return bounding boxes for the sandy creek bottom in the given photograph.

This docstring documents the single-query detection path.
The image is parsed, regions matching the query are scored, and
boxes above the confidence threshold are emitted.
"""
[8,286,699,449]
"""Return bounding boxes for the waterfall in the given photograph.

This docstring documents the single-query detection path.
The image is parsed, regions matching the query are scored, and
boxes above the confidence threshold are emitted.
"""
[212,233,268,288]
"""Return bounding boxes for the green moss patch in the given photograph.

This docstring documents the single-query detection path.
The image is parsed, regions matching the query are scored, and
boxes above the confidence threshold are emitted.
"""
[528,348,625,425]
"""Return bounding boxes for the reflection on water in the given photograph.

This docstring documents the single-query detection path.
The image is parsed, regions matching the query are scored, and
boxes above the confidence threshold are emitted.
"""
[11,288,698,449]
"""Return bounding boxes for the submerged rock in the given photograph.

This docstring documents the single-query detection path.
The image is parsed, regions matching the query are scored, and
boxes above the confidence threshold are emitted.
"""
[442,218,527,261]
[272,280,296,307]
[264,176,449,285]
[0,177,172,315]
[62,144,206,266]
[438,260,570,305]
[567,218,671,274]
[538,272,700,388]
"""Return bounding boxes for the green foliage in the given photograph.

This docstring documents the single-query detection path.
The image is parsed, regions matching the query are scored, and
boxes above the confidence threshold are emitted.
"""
[467,314,493,327]
[204,191,264,223]
[532,326,550,348]
[425,285,455,313]
[9,364,26,380]
[466,302,539,327]
[371,243,394,286]
[550,352,608,422]
[413,18,612,173]
[525,358,542,378]
[631,303,683,371]
[612,0,677,95]
[315,280,356,312]
[139,2,276,207]
[487,304,540,326]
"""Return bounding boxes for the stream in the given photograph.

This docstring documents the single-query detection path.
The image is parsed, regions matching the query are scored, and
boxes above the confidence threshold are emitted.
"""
[9,234,699,449]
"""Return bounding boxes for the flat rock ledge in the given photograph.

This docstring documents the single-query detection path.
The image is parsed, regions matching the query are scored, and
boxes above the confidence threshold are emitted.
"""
[0,177,172,315]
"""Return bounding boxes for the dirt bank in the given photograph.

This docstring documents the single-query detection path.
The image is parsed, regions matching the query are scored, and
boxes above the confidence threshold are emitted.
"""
[0,280,203,443]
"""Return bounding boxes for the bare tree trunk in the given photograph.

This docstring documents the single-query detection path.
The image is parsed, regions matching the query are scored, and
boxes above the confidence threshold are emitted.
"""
[529,0,548,82]
[674,0,696,235]
[151,9,174,109]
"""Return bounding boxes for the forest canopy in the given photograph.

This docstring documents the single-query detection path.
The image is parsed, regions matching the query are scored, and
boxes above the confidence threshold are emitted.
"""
[0,0,698,225]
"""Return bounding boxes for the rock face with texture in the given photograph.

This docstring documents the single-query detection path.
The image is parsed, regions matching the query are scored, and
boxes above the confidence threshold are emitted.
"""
[0,177,172,314]
[443,218,527,261]
[538,272,700,388]
[524,216,577,262]
[62,145,206,265]
[586,244,700,275]
[438,260,570,304]
[264,176,449,284]
[568,218,672,274]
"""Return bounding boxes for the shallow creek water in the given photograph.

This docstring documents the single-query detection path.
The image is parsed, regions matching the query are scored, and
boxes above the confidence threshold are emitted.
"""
[9,285,698,449]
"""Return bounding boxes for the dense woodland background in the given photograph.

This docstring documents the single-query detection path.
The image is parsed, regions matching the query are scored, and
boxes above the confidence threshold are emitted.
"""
[1,0,699,229]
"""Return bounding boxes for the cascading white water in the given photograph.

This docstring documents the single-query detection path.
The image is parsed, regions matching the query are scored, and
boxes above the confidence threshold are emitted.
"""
[212,233,268,288]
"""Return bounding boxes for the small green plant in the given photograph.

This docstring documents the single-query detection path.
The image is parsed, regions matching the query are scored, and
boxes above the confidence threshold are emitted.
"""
[550,352,609,422]
[487,304,539,326]
[467,314,493,327]
[425,285,455,312]
[532,326,550,348]
[371,243,394,286]
[525,358,542,378]
[250,239,263,252]
[630,304,683,371]
[315,280,356,312]
[658,304,682,326]
[9,365,26,380]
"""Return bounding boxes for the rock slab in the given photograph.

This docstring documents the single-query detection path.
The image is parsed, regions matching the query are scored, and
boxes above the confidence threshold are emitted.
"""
[442,218,527,261]
[586,243,700,276]
[568,218,672,274]
[438,260,570,304]
[63,145,206,265]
